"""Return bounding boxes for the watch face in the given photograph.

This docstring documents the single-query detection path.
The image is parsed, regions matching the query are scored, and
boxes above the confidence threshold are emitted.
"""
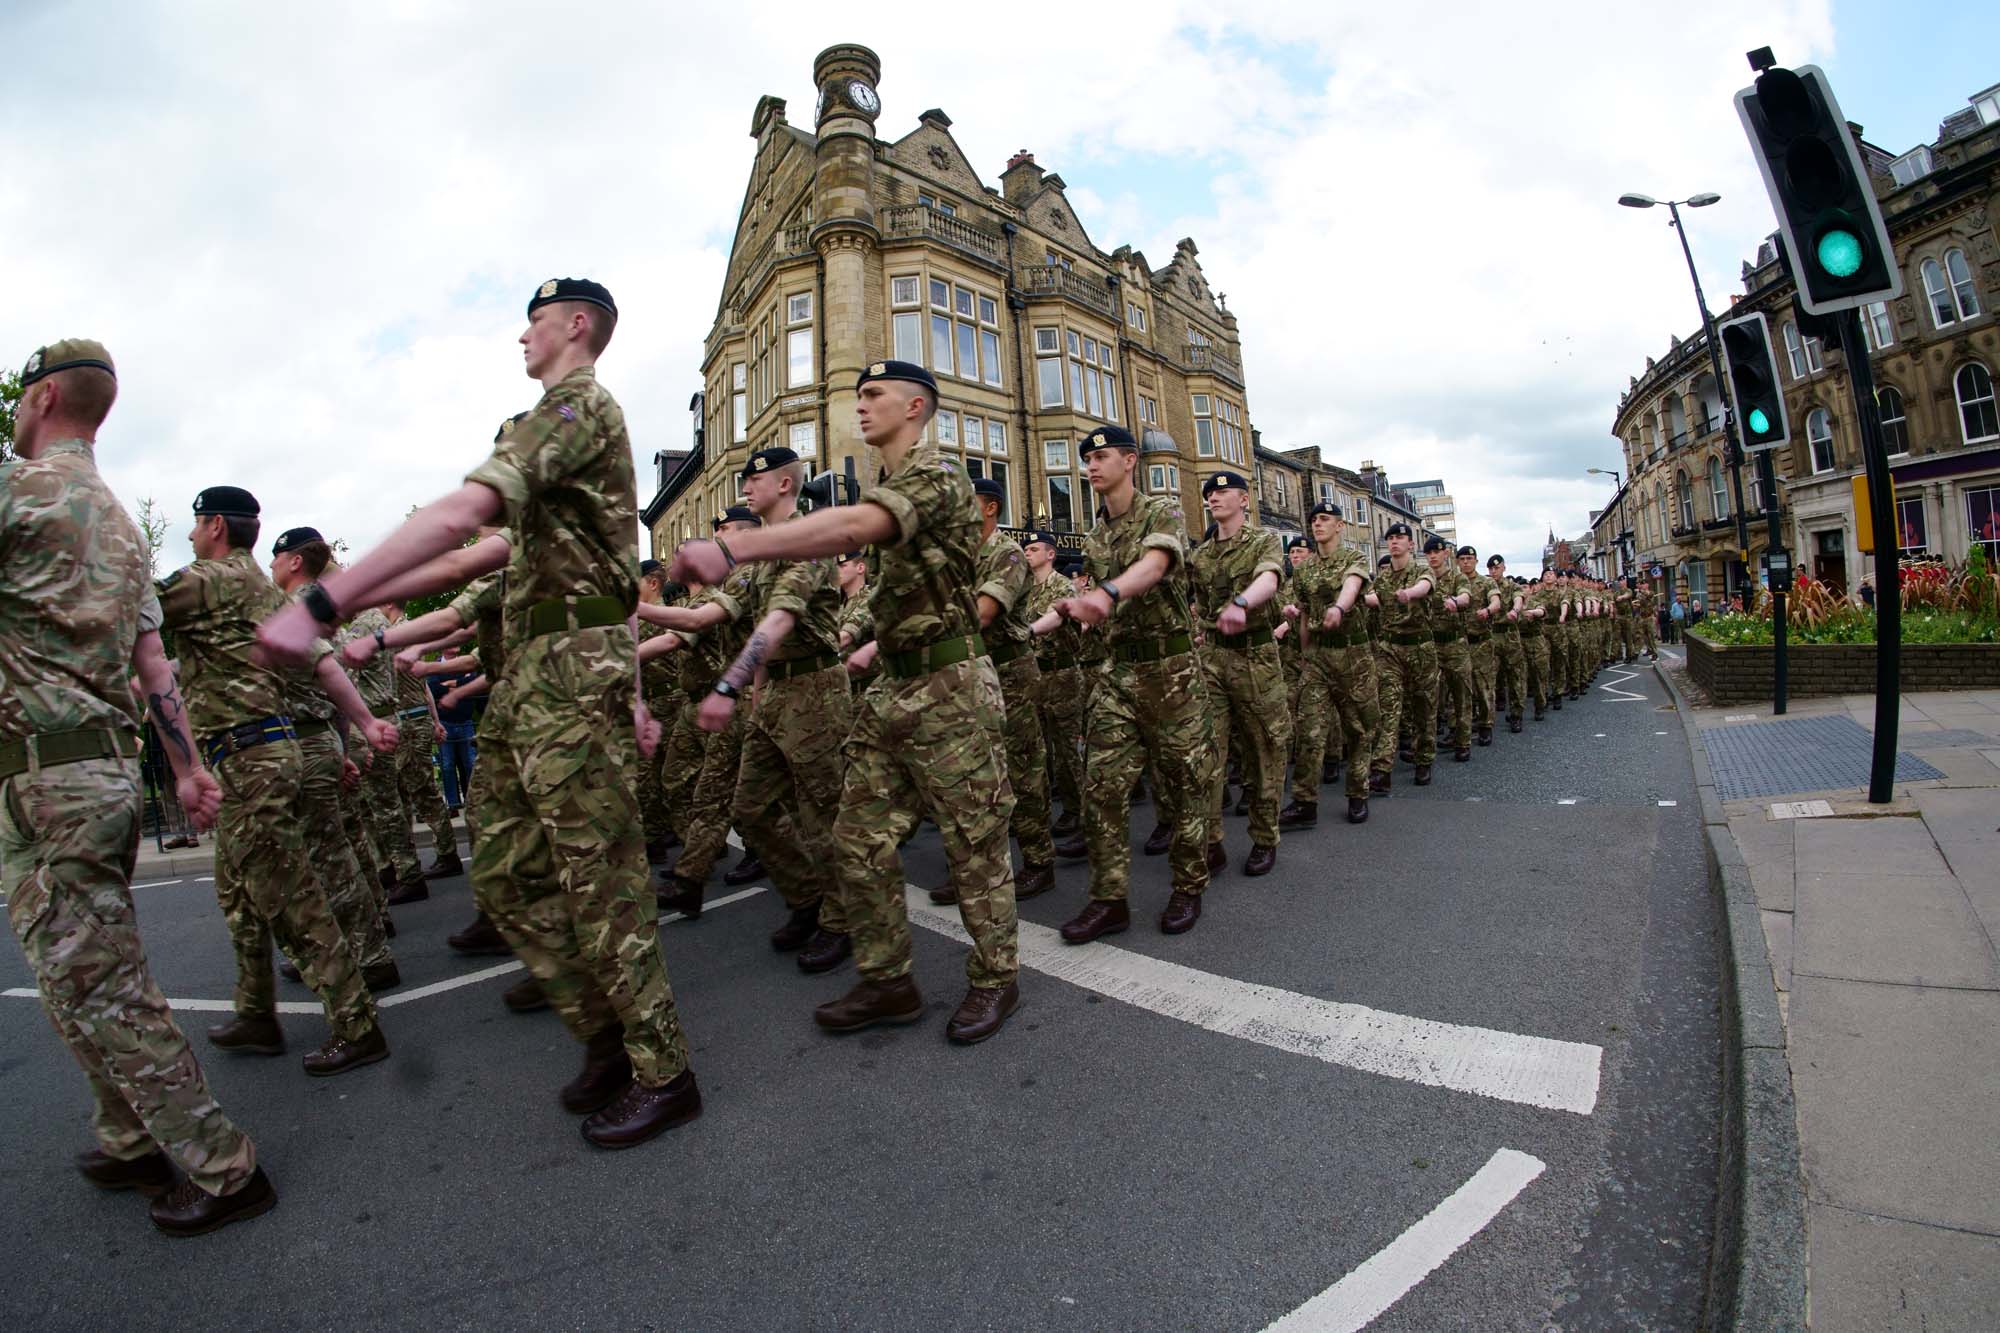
[847,80,880,114]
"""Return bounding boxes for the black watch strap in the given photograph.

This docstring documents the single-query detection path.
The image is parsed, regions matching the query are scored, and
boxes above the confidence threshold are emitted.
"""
[712,679,740,699]
[302,581,340,628]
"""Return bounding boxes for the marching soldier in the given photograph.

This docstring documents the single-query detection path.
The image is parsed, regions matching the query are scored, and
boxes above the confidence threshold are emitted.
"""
[1487,555,1529,733]
[261,277,702,1147]
[1020,530,1083,835]
[380,603,458,885]
[1366,523,1440,789]
[835,549,878,689]
[1633,577,1660,659]
[635,559,684,865]
[1187,470,1289,876]
[1424,536,1475,764]
[1056,425,1214,938]
[671,359,1023,1045]
[1280,501,1378,825]
[3,338,273,1235]
[1456,545,1502,747]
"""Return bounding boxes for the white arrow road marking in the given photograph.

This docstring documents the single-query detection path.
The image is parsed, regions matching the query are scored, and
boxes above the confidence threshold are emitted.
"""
[1261,1148,1547,1332]
[1596,667,1646,702]
[906,891,1601,1114]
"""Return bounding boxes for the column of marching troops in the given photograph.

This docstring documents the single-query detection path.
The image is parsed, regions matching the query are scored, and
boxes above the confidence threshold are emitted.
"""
[2,281,1664,1238]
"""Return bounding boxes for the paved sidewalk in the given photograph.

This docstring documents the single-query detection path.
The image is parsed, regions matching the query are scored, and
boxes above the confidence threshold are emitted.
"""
[131,815,465,882]
[1685,686,2000,1331]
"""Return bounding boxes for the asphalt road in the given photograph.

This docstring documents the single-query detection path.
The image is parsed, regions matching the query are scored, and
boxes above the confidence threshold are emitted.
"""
[1,660,1719,1331]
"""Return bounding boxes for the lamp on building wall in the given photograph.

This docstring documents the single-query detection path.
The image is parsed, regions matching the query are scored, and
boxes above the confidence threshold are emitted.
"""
[1618,188,1753,595]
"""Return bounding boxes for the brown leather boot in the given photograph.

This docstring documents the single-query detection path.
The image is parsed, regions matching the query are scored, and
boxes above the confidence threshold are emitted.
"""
[278,958,302,983]
[769,901,820,952]
[797,929,852,975]
[1059,899,1129,944]
[656,875,703,920]
[1015,863,1056,900]
[722,852,766,886]
[76,1147,174,1195]
[149,1167,277,1237]
[385,877,429,905]
[1142,824,1172,856]
[1477,727,1494,747]
[1054,832,1088,861]
[1051,810,1080,836]
[1243,845,1277,877]
[362,960,401,992]
[1454,746,1472,762]
[1278,800,1317,828]
[1347,796,1369,824]
[1159,890,1202,935]
[503,976,548,1012]
[448,912,511,956]
[1368,769,1392,795]
[1414,764,1433,785]
[560,1025,632,1114]
[421,850,464,880]
[303,1025,389,1077]
[1205,842,1227,875]
[946,982,1021,1045]
[581,1069,702,1149]
[208,1015,285,1056]
[813,976,925,1032]
[927,883,959,905]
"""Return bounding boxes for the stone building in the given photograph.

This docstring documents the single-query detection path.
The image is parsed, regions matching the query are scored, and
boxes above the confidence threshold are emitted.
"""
[1250,444,1380,562]
[643,42,1258,554]
[1608,80,2000,603]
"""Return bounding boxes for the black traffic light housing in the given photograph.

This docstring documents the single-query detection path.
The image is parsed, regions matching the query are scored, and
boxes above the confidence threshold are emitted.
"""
[800,469,859,512]
[1735,60,1901,316]
[1717,311,1791,453]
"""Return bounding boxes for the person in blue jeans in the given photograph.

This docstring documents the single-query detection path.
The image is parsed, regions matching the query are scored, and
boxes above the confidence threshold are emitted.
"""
[429,672,481,811]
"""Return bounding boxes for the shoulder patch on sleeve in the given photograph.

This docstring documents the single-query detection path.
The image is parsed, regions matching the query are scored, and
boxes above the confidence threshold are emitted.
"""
[557,405,576,421]
[157,569,184,591]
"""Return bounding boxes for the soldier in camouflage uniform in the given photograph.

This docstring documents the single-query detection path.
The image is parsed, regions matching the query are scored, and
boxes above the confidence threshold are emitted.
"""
[265,526,398,988]
[1424,536,1476,763]
[1279,539,1310,786]
[660,447,856,971]
[261,278,700,1147]
[1020,530,1082,834]
[1456,545,1502,747]
[1280,501,1379,826]
[1633,578,1659,659]
[381,603,458,885]
[1519,571,1554,718]
[1486,556,1529,733]
[634,559,683,864]
[835,550,877,691]
[161,486,392,1078]
[338,602,427,897]
[1051,424,1213,939]
[672,359,1022,1045]
[1366,523,1442,790]
[1187,470,1289,875]
[2,338,275,1235]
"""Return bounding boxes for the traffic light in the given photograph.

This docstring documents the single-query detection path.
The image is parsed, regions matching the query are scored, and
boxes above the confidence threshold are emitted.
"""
[1717,311,1791,453]
[1735,60,1901,315]
[800,469,858,512]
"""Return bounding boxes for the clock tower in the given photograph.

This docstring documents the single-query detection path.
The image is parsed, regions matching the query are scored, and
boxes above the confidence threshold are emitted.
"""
[810,43,882,479]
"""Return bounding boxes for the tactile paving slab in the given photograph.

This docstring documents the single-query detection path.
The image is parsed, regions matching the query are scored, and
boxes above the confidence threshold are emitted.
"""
[1699,714,1944,799]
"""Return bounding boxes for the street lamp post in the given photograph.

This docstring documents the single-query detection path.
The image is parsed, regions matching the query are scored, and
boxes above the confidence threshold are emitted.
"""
[1619,191,1755,600]
[1586,467,1631,577]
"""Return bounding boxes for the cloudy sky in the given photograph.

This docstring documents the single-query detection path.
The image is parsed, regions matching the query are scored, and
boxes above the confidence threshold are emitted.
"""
[5,1,1992,573]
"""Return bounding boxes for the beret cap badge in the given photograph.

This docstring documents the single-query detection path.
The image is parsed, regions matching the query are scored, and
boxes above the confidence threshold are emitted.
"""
[25,350,42,376]
[869,362,886,376]
[538,280,559,299]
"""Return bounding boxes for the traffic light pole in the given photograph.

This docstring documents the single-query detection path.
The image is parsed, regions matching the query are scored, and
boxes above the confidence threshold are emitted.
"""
[1668,200,1756,595]
[1757,450,1787,714]
[1836,309,1900,801]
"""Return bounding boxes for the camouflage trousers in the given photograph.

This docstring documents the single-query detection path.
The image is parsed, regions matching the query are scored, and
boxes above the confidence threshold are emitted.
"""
[996,652,1055,867]
[1202,640,1291,848]
[472,631,689,1087]
[4,756,259,1198]
[1036,662,1085,818]
[659,690,707,843]
[1467,634,1497,731]
[1435,637,1474,748]
[1282,646,1306,773]
[358,742,419,883]
[730,665,851,925]
[396,721,455,860]
[338,778,382,894]
[1087,652,1211,901]
[836,657,1017,989]
[672,705,744,886]
[1522,631,1551,709]
[1639,615,1658,655]
[1546,627,1570,696]
[463,706,502,915]
[293,729,390,970]
[637,692,680,844]
[213,740,378,1041]
[1492,629,1528,722]
[1293,642,1381,801]
[1371,639,1439,769]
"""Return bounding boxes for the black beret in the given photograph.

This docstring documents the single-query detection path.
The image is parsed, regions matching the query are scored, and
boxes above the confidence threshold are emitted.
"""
[1308,500,1342,520]
[21,338,114,387]
[193,486,259,519]
[495,410,530,443]
[742,446,801,478]
[712,505,761,530]
[856,359,937,395]
[1423,536,1449,553]
[639,559,665,578]
[1077,425,1138,454]
[1456,545,1477,558]
[837,549,866,563]
[528,278,616,318]
[971,477,1004,502]
[1201,470,1249,497]
[1384,521,1413,538]
[1487,554,1505,568]
[1285,535,1310,551]
[272,526,323,556]
[1377,554,1393,568]
[1022,529,1060,550]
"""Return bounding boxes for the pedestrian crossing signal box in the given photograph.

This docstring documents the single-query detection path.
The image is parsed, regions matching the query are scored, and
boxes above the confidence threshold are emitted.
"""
[1768,548,1793,591]
[1850,475,1874,553]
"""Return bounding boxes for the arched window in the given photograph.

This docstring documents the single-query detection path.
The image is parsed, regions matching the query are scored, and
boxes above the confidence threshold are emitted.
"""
[1746,464,1763,515]
[1877,386,1910,456]
[1946,249,1982,321]
[1920,253,1983,328]
[1957,363,1999,444]
[1708,457,1729,520]
[1676,469,1694,529]
[1807,408,1835,474]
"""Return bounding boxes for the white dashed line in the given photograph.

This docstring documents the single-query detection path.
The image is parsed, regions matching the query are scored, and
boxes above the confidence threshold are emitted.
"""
[907,891,1602,1114]
[134,878,186,889]
[1594,733,1606,738]
[1657,800,1678,807]
[1264,1148,1547,1332]
[1557,799,1578,806]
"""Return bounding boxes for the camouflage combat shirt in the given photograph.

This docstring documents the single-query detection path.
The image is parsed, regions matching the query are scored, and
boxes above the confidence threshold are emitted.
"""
[1187,522,1284,630]
[447,569,508,683]
[157,547,303,738]
[1023,568,1078,663]
[1430,562,1472,636]
[0,438,155,742]
[1294,546,1370,648]
[1082,491,1193,650]
[337,606,399,714]
[1372,559,1440,637]
[858,442,983,657]
[714,515,842,665]
[973,529,1034,649]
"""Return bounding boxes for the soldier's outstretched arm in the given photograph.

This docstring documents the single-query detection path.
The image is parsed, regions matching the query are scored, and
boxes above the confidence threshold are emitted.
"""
[644,601,728,632]
[393,626,476,671]
[637,631,684,663]
[362,528,512,609]
[132,629,222,830]
[440,673,490,711]
[672,503,897,584]
[314,654,399,753]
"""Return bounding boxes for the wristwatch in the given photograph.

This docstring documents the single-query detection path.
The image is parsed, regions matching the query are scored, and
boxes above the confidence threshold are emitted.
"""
[1100,580,1122,604]
[1231,594,1250,610]
[712,679,740,699]
[301,581,340,628]
[373,628,387,651]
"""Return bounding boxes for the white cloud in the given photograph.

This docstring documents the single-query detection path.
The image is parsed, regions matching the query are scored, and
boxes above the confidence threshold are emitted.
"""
[3,0,1836,574]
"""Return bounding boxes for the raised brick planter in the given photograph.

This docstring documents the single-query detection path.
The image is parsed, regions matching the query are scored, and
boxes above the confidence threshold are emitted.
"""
[1685,633,2000,703]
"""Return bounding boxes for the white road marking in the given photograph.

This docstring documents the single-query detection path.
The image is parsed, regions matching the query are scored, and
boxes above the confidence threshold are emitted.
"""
[1657,800,1678,807]
[1724,714,1758,722]
[1557,799,1578,806]
[1594,733,1606,738]
[1770,799,1835,820]
[1655,731,1669,735]
[1262,1148,1546,1333]
[134,878,186,889]
[2,888,770,1016]
[1595,668,1646,702]
[906,892,1601,1114]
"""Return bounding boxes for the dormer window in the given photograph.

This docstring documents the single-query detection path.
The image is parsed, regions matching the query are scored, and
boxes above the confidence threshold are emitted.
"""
[1889,147,1932,187]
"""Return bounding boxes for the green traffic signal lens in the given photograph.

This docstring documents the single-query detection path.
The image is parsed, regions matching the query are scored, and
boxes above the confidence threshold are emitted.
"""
[1817,229,1863,277]
[1748,408,1772,435]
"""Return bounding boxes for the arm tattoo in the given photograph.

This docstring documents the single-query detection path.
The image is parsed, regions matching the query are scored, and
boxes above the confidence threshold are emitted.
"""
[147,689,196,767]
[723,630,770,691]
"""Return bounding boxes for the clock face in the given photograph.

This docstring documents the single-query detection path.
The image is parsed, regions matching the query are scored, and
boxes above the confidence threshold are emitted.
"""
[847,80,880,114]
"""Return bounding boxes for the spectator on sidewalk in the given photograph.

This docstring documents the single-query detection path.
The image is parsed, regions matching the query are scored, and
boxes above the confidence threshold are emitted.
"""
[1689,597,1706,627]
[1668,596,1686,643]
[429,670,480,812]
[1858,576,1876,609]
